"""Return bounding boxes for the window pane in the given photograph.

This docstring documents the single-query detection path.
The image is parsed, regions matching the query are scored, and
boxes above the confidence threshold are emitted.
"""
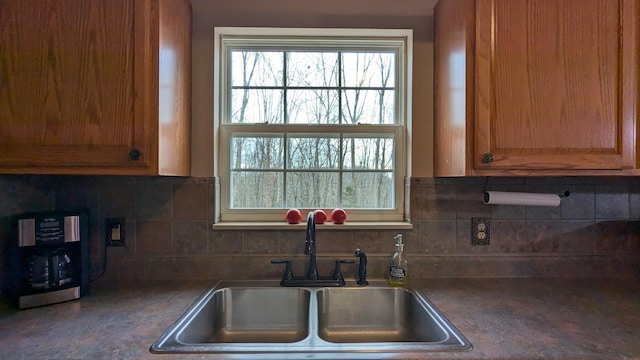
[231,51,283,87]
[231,89,283,123]
[220,30,408,216]
[287,52,339,87]
[343,137,394,170]
[342,89,395,124]
[287,89,339,124]
[286,172,339,208]
[341,52,395,88]
[288,136,340,169]
[231,136,284,169]
[342,172,394,208]
[231,171,283,208]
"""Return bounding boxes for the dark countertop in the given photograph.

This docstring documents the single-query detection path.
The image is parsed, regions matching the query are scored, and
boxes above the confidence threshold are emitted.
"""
[0,278,638,360]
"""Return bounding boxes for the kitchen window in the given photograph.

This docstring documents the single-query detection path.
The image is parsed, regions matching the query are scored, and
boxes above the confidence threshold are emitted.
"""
[213,27,412,225]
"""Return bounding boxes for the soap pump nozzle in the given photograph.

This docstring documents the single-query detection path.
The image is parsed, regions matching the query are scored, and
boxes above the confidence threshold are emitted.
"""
[394,233,404,251]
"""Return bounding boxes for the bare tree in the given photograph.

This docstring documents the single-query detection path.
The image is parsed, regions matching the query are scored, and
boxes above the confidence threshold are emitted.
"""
[230,50,395,209]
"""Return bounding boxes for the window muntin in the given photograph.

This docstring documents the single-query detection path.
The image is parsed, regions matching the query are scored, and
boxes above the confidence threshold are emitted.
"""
[229,50,397,125]
[216,28,411,223]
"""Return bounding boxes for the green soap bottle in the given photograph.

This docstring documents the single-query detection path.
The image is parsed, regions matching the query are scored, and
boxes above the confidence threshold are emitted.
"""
[388,234,408,287]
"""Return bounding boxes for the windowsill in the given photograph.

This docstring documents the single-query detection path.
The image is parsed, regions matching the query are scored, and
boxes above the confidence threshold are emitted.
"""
[211,221,413,230]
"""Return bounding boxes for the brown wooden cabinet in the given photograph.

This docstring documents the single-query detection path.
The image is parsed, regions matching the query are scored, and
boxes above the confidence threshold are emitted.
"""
[434,0,638,176]
[0,0,191,175]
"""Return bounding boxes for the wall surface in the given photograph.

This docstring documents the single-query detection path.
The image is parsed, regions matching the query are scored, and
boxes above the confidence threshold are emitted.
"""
[2,175,638,287]
[189,0,436,177]
[0,176,57,291]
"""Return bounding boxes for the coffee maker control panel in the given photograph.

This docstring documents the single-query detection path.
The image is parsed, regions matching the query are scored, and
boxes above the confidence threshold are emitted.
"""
[18,214,81,247]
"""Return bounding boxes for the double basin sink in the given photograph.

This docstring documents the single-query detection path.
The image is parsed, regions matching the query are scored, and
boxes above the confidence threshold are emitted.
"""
[150,280,472,355]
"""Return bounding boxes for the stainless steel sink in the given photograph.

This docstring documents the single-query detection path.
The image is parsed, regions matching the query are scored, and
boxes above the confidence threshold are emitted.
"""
[178,287,310,344]
[317,287,448,343]
[150,280,472,355]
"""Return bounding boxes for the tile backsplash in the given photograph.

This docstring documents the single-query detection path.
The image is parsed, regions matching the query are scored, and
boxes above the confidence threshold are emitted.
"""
[1,175,639,287]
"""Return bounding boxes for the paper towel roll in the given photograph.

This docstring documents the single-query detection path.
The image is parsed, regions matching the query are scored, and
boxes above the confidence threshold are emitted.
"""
[483,191,561,207]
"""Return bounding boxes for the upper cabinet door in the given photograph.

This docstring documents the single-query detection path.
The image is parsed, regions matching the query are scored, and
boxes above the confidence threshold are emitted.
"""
[0,0,191,175]
[434,0,638,176]
[474,0,637,171]
[0,0,145,170]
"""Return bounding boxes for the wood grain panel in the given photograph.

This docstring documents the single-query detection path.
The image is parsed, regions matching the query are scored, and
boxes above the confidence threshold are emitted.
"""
[158,0,192,176]
[433,0,475,176]
[133,0,158,171]
[435,0,638,175]
[492,0,617,150]
[473,0,636,171]
[0,0,137,168]
[0,0,134,146]
[0,0,192,175]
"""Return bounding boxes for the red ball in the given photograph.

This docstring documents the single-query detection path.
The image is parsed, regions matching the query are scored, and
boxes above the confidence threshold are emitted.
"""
[285,208,302,224]
[330,208,347,224]
[314,209,327,224]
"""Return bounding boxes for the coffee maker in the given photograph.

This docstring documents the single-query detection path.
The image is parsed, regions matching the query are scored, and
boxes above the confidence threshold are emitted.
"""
[7,211,90,309]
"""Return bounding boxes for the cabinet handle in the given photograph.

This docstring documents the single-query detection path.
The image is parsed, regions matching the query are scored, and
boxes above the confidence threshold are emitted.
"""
[129,149,141,161]
[481,153,494,164]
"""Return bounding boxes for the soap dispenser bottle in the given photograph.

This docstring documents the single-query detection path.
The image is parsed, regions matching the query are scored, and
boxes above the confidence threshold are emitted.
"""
[388,234,408,287]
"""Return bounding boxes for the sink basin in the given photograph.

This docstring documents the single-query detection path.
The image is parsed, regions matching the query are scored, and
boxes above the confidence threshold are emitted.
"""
[178,287,310,344]
[317,287,448,343]
[150,280,472,355]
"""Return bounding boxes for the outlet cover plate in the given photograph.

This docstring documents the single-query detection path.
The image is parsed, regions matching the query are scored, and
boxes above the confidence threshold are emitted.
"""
[471,217,490,246]
[106,218,126,247]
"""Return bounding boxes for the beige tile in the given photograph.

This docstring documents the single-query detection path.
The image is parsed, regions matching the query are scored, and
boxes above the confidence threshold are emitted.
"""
[101,184,135,219]
[316,231,355,253]
[135,183,172,220]
[422,184,457,220]
[491,220,527,253]
[243,231,280,253]
[209,230,244,254]
[560,186,595,220]
[419,220,455,254]
[173,221,208,254]
[367,231,410,253]
[137,221,172,254]
[595,191,629,220]
[558,220,596,254]
[525,220,561,253]
[173,183,209,220]
[278,230,307,254]
[455,183,490,219]
[595,221,640,256]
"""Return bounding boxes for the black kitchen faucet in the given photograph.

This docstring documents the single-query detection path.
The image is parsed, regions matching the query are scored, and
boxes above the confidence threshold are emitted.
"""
[271,211,354,286]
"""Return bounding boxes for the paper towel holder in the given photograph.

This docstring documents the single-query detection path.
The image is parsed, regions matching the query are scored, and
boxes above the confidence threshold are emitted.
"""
[481,177,570,200]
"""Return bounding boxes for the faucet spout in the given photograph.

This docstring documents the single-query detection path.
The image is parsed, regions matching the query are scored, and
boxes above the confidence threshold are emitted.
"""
[305,211,318,280]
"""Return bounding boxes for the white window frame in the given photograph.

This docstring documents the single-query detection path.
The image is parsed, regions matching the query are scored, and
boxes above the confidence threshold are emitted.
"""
[213,27,412,226]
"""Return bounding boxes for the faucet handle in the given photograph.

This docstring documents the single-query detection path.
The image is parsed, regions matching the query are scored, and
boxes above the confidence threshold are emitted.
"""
[333,259,355,286]
[271,260,293,283]
[354,249,369,286]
